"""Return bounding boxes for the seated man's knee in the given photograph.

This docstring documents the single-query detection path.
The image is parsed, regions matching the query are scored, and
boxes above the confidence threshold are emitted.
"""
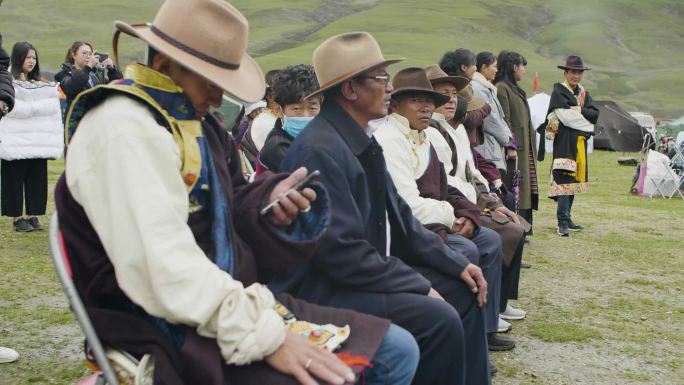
[446,234,480,263]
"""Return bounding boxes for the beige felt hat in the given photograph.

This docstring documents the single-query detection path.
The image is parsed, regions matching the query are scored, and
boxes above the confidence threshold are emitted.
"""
[458,84,486,112]
[424,64,470,92]
[113,0,265,102]
[306,32,403,99]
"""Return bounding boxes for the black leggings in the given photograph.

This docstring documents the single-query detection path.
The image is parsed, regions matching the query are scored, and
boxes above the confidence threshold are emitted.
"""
[1,158,48,217]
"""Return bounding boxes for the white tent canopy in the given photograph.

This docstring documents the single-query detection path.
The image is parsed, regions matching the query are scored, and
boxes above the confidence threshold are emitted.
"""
[527,92,593,153]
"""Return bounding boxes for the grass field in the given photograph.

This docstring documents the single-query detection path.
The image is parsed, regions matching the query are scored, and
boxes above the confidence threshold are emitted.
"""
[0,150,682,385]
[0,0,683,117]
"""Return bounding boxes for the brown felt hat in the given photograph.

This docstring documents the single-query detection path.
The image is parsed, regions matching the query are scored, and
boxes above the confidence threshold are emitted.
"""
[306,32,403,99]
[391,67,451,108]
[457,84,486,112]
[113,0,265,102]
[424,64,470,92]
[557,55,591,71]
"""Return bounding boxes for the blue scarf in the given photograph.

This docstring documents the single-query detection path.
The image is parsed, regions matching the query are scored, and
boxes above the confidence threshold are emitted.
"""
[121,65,236,348]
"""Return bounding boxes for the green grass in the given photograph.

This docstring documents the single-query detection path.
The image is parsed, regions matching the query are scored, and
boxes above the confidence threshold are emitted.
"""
[0,151,682,384]
[1,0,683,117]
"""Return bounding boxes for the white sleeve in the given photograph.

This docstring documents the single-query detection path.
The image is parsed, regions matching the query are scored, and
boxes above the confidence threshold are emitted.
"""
[554,108,594,133]
[66,96,285,365]
[375,127,456,227]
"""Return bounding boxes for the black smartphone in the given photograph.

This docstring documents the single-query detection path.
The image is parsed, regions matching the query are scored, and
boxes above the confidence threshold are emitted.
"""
[259,170,320,216]
[95,52,109,63]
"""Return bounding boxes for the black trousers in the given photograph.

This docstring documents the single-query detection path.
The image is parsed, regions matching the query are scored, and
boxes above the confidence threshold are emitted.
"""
[1,158,48,217]
[501,238,523,312]
[321,275,489,385]
[413,267,491,385]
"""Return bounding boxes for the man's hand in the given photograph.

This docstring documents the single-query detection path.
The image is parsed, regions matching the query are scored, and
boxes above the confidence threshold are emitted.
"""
[493,206,521,224]
[452,217,475,239]
[267,167,317,227]
[506,148,517,160]
[428,287,444,301]
[265,331,355,385]
[459,263,488,307]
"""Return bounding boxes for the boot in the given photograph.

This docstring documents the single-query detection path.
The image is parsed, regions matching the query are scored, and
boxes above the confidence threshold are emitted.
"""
[557,221,570,236]
[568,219,583,232]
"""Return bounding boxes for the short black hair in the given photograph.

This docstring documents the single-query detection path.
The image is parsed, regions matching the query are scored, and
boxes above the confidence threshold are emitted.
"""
[454,94,468,123]
[476,51,497,72]
[439,48,476,77]
[272,64,320,107]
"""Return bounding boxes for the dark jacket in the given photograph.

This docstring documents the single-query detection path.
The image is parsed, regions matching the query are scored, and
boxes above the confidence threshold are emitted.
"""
[542,82,600,195]
[496,80,538,210]
[54,62,122,112]
[0,40,14,114]
[259,119,293,172]
[272,100,471,315]
[55,108,389,385]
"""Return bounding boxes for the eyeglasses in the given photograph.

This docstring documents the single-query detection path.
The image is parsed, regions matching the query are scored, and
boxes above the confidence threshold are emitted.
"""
[358,73,391,86]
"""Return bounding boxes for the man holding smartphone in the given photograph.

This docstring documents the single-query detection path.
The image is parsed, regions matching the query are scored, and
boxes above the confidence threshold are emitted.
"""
[274,32,491,385]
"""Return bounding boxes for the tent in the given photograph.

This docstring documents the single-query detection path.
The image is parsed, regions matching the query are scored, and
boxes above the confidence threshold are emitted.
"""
[527,92,593,153]
[593,101,652,151]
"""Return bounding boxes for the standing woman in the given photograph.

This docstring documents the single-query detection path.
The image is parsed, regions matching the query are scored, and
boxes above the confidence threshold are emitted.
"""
[54,41,122,114]
[471,52,514,173]
[0,42,63,231]
[494,51,538,229]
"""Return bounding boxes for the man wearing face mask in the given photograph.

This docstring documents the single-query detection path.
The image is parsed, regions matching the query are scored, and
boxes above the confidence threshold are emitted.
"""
[259,64,321,172]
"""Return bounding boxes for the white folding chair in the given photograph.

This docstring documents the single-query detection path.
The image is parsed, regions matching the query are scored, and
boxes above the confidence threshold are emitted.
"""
[49,213,121,385]
[649,159,684,199]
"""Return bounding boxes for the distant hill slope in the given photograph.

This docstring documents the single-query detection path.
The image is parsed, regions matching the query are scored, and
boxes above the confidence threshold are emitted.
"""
[1,0,682,117]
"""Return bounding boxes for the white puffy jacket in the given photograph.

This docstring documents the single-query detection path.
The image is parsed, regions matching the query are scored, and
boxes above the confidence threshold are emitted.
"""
[0,80,63,160]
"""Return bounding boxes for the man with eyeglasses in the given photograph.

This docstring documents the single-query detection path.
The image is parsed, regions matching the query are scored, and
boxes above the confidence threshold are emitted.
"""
[271,32,491,385]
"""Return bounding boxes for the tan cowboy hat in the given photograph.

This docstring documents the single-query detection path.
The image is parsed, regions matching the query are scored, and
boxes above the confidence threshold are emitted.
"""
[391,67,450,108]
[306,32,403,99]
[113,0,265,103]
[457,84,486,112]
[424,64,469,92]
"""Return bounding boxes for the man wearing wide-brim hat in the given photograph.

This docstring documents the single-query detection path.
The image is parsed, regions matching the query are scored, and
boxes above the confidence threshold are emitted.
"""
[425,64,529,350]
[54,1,418,385]
[539,55,600,236]
[274,32,490,385]
[373,65,504,381]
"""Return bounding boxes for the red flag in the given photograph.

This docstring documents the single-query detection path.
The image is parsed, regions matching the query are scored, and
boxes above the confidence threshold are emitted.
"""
[532,72,539,93]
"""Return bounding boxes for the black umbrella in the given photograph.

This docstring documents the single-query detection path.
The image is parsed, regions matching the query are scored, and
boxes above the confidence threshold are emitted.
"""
[593,100,647,152]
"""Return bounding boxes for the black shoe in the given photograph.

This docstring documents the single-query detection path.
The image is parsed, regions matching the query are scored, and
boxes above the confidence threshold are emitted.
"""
[13,217,33,232]
[489,361,497,376]
[488,333,516,351]
[567,220,583,232]
[557,221,570,236]
[27,216,43,231]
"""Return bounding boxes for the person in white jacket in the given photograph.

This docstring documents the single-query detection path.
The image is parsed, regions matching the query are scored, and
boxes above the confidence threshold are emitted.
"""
[0,41,62,232]
[471,52,514,171]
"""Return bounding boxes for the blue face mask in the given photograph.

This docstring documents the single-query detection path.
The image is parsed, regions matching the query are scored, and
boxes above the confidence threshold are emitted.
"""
[282,116,313,138]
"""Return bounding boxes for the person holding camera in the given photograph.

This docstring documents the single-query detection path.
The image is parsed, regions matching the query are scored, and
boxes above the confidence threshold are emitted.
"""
[54,41,122,114]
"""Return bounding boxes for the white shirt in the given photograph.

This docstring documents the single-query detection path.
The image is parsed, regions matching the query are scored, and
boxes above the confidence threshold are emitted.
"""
[373,113,456,228]
[66,95,285,366]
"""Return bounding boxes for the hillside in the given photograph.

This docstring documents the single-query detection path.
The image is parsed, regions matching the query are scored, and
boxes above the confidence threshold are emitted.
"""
[1,0,682,118]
